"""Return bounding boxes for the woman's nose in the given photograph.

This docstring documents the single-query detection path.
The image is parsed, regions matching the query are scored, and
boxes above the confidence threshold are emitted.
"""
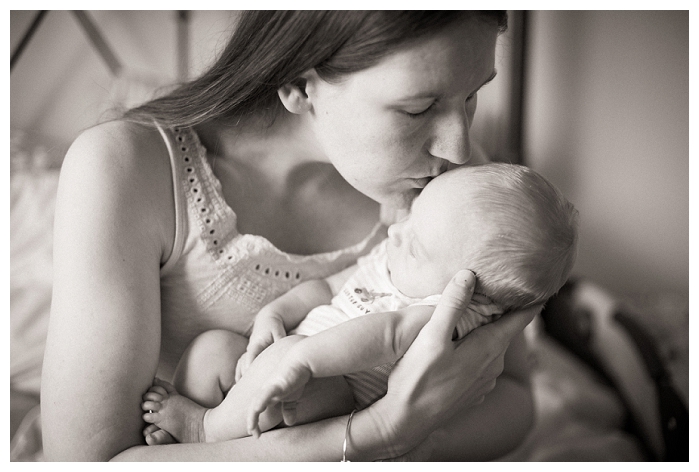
[428,110,472,166]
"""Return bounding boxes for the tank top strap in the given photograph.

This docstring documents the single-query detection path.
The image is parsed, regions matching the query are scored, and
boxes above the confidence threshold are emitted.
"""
[156,124,188,274]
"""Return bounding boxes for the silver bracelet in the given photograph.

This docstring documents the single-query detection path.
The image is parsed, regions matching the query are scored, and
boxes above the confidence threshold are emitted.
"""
[341,409,357,462]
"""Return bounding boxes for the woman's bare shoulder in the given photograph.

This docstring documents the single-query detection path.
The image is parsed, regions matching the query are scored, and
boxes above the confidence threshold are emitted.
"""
[66,120,169,171]
[59,120,176,258]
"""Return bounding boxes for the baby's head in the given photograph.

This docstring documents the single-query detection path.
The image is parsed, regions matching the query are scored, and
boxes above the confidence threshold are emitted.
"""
[385,163,578,311]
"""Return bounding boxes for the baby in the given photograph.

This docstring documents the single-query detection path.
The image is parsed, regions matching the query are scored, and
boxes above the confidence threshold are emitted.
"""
[141,163,578,443]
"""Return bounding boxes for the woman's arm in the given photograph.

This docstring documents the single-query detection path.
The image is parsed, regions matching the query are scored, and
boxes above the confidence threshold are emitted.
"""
[112,409,390,461]
[41,121,175,461]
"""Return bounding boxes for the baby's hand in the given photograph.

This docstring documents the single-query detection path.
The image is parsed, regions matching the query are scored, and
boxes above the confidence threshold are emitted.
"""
[236,312,287,381]
[247,358,312,438]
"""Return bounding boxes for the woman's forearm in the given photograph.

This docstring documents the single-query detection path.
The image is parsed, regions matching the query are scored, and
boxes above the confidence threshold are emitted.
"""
[111,417,346,461]
[112,408,396,461]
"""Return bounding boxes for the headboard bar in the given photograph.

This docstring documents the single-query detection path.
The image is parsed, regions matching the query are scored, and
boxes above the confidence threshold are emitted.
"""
[10,10,47,71]
[72,10,123,78]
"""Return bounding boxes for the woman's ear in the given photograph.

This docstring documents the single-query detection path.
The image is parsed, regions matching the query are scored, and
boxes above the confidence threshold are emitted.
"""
[277,70,318,114]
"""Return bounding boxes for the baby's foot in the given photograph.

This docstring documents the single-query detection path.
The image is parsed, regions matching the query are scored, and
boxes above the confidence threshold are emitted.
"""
[141,378,208,443]
[142,424,176,446]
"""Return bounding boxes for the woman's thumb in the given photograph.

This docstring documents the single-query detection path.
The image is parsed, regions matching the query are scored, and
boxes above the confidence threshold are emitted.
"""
[425,270,476,339]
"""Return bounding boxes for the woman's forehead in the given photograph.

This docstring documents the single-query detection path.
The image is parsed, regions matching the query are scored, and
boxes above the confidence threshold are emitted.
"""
[345,20,498,98]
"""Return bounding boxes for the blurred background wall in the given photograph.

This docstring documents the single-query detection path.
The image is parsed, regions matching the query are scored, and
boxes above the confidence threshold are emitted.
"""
[10,10,689,299]
[524,11,688,298]
[10,11,237,144]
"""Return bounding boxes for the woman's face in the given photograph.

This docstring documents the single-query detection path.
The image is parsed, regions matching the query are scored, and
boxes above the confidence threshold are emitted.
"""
[305,17,499,208]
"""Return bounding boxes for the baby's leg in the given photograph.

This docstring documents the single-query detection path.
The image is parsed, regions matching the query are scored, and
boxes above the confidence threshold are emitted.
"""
[142,329,247,444]
[173,329,247,407]
[204,335,356,442]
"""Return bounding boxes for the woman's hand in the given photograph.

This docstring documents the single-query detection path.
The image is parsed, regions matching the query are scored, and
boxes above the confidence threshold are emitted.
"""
[372,269,539,457]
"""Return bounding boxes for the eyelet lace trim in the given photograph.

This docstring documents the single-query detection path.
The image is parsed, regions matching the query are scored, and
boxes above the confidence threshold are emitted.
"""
[174,127,237,260]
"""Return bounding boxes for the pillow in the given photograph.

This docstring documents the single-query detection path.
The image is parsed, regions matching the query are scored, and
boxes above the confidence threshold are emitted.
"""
[10,129,64,396]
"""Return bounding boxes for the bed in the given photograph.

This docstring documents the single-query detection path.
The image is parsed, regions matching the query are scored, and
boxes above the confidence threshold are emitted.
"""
[10,10,688,462]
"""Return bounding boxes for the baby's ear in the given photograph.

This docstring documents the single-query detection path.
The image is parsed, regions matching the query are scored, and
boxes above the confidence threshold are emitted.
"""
[277,70,318,114]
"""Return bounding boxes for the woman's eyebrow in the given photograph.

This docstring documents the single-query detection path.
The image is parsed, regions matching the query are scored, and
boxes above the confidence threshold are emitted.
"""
[394,69,498,102]
[393,92,442,102]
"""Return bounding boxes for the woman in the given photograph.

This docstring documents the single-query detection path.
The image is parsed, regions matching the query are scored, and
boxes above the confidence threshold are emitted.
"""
[41,11,537,461]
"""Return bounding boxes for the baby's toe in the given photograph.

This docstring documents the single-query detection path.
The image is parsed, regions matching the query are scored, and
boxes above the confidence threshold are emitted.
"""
[153,377,176,393]
[147,385,168,397]
[145,428,175,446]
[143,424,160,437]
[141,400,161,412]
[142,410,160,424]
[143,391,164,402]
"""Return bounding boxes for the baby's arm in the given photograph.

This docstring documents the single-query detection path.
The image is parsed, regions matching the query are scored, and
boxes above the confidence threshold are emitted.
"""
[247,304,434,435]
[237,279,333,379]
[237,265,359,380]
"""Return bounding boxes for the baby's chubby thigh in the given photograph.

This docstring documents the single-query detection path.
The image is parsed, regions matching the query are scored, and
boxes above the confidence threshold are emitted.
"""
[172,329,249,408]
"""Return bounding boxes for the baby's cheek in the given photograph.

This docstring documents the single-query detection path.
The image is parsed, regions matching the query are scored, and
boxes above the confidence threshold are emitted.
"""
[426,268,455,297]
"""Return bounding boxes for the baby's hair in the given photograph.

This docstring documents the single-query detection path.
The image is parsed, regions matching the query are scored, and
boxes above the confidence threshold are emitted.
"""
[457,163,579,311]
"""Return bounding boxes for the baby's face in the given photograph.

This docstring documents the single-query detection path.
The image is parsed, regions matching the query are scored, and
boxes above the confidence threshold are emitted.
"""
[386,171,492,298]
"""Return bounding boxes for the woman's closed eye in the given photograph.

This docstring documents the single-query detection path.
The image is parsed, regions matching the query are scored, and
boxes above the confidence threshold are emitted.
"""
[403,102,435,119]
[403,93,475,119]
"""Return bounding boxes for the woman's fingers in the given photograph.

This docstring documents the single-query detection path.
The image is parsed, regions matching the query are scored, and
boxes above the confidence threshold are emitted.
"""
[459,304,540,350]
[422,270,476,340]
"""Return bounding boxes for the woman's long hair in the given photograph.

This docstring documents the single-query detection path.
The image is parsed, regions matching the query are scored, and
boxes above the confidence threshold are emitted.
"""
[123,11,506,128]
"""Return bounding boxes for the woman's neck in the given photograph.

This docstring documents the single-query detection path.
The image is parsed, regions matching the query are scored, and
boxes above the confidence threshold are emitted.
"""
[192,111,380,255]
[195,111,326,190]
